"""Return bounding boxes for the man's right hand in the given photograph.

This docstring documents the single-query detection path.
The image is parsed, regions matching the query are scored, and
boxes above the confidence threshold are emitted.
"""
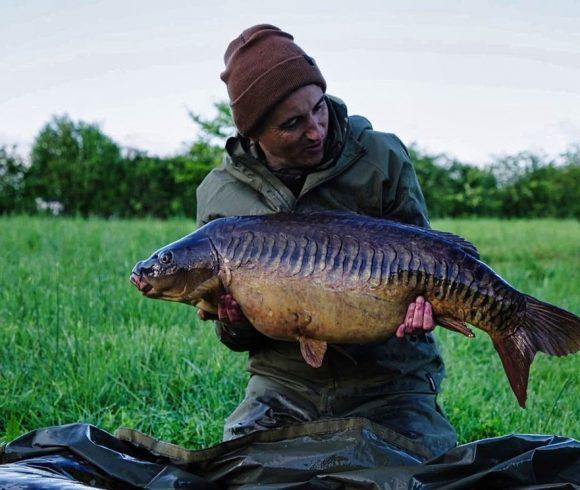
[200,293,265,352]
[197,293,249,325]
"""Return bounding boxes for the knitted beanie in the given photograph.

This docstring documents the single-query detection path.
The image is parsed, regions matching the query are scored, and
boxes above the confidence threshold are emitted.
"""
[221,24,327,136]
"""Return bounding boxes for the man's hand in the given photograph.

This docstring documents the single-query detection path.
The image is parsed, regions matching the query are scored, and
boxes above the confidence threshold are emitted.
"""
[395,296,435,339]
[197,293,248,325]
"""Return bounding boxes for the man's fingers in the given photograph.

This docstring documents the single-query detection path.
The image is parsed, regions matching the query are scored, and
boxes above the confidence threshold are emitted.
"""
[404,302,416,335]
[223,296,241,323]
[399,298,435,338]
[218,294,246,324]
[228,305,244,323]
[404,302,416,328]
[412,296,425,328]
[423,302,435,331]
[217,294,229,322]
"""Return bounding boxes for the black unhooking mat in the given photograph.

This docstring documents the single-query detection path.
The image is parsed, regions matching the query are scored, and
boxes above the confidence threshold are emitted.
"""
[0,420,578,489]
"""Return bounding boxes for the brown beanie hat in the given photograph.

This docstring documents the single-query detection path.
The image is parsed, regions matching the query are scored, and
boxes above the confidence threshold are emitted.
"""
[221,24,326,136]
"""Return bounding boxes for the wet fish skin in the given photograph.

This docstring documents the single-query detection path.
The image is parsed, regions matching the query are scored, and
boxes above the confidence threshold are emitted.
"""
[131,212,580,407]
[208,214,518,341]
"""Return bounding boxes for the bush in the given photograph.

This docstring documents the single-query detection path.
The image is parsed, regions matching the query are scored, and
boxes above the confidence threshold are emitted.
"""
[492,150,580,219]
[0,103,577,219]
[26,115,125,216]
[0,145,31,214]
[410,148,499,218]
[411,145,579,219]
[20,105,230,218]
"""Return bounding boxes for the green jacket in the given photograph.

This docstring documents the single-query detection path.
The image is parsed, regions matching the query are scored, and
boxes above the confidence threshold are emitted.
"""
[196,96,444,394]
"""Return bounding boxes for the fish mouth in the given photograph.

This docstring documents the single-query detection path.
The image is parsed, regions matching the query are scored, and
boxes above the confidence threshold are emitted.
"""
[130,273,154,296]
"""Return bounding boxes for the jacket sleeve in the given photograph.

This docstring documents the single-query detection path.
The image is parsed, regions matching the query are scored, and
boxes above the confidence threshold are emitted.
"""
[214,321,267,352]
[196,177,268,353]
[381,137,430,229]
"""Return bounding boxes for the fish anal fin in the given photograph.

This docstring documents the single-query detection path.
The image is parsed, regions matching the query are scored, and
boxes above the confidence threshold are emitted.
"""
[437,317,475,338]
[299,337,327,368]
[492,333,534,408]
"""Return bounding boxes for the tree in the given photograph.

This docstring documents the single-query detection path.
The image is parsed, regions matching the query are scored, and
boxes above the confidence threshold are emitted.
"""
[120,102,233,218]
[493,150,580,218]
[187,101,235,145]
[11,103,577,219]
[177,102,234,216]
[0,145,31,214]
[409,145,499,218]
[26,115,125,216]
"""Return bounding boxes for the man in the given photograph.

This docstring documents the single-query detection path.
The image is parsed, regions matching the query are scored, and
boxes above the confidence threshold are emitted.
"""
[196,24,456,459]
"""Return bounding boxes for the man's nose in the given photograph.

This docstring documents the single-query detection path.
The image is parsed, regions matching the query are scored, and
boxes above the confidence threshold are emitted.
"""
[304,115,325,141]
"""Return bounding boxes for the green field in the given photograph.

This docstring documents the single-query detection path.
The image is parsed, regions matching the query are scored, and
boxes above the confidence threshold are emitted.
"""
[0,217,578,448]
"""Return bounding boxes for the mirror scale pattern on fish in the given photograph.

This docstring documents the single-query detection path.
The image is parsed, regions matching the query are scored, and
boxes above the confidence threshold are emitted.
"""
[131,212,580,408]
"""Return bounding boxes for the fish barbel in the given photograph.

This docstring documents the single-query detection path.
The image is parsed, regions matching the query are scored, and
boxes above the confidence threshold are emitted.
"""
[130,212,580,407]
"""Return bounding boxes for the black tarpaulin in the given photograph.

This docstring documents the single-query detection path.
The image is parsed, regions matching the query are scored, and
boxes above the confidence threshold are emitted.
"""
[0,421,578,489]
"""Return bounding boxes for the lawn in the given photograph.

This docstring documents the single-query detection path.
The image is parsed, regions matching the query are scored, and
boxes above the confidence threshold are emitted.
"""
[0,216,578,448]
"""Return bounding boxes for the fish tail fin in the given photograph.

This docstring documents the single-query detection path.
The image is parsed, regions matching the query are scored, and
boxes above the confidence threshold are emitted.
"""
[493,295,580,408]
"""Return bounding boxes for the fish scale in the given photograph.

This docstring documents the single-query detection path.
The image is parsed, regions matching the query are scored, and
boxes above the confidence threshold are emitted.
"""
[223,224,508,329]
[132,211,580,408]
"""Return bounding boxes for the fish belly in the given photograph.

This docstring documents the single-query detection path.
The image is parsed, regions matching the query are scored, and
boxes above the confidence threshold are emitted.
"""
[226,270,413,343]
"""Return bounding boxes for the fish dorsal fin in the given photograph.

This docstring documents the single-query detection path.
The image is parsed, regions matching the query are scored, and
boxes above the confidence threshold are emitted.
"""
[429,230,480,259]
[306,210,359,219]
[300,211,480,258]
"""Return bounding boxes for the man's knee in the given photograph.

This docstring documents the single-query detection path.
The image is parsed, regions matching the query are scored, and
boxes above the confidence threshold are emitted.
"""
[365,394,457,458]
[223,375,319,441]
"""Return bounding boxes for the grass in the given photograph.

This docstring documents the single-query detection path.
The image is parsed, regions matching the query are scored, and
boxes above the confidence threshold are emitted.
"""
[0,216,578,448]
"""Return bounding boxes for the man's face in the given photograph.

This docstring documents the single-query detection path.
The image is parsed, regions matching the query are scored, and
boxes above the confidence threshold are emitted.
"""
[252,84,329,170]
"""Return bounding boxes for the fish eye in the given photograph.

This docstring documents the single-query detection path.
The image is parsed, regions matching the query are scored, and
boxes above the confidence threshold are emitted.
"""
[159,251,173,265]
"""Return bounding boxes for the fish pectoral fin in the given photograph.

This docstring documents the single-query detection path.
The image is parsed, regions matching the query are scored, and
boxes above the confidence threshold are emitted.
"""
[195,299,218,315]
[298,337,327,368]
[437,317,475,338]
[191,276,225,314]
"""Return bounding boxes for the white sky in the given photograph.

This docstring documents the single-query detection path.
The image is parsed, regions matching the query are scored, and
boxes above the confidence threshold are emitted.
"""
[1,0,579,165]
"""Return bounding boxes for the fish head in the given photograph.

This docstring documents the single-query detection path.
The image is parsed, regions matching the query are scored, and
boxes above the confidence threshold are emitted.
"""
[130,232,219,307]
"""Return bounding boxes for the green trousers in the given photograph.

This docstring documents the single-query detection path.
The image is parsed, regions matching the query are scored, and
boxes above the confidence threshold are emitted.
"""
[224,373,457,460]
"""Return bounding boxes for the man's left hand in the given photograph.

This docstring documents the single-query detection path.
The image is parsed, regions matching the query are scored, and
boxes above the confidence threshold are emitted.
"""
[396,296,435,338]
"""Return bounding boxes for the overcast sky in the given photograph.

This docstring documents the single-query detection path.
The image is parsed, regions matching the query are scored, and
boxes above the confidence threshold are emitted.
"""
[1,0,579,165]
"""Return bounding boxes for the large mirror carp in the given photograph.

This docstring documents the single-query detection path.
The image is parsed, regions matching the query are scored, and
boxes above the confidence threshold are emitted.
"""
[130,212,579,407]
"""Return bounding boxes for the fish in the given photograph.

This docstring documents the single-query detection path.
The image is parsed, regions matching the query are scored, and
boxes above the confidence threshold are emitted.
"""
[130,212,580,407]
